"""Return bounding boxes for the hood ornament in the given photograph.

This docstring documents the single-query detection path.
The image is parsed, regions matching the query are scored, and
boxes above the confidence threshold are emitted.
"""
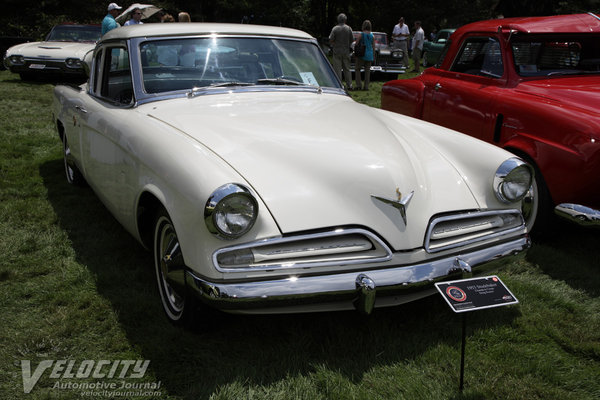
[372,189,414,226]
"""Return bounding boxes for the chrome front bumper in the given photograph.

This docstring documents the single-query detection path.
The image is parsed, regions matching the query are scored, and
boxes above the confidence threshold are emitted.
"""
[5,57,84,76]
[186,236,530,314]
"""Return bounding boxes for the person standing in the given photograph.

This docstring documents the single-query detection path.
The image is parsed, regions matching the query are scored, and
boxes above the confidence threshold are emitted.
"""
[102,3,122,35]
[178,12,191,22]
[355,20,374,91]
[124,8,143,26]
[392,17,410,69]
[411,21,425,72]
[329,13,354,90]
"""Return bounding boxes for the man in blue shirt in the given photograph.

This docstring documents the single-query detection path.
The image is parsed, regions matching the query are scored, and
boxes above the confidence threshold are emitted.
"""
[102,3,122,35]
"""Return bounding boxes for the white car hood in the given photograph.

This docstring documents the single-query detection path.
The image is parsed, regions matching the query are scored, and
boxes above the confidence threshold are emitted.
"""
[8,41,95,59]
[145,92,490,249]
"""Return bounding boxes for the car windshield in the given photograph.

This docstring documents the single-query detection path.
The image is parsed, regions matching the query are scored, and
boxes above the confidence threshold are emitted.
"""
[47,25,101,42]
[353,32,387,46]
[139,37,341,93]
[374,33,387,46]
[512,34,600,77]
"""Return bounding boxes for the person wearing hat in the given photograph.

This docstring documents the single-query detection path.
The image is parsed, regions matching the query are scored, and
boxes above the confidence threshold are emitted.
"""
[102,3,122,35]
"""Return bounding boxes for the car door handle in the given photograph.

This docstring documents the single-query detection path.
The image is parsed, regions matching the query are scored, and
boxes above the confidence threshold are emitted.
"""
[74,105,88,113]
[434,83,442,91]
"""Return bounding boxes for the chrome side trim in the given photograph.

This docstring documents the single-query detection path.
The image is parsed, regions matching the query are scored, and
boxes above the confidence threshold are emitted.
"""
[187,236,530,313]
[555,203,600,226]
[588,12,600,22]
[212,228,393,272]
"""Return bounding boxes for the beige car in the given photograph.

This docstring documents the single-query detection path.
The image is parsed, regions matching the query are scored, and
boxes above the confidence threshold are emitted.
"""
[3,24,100,80]
[52,23,534,325]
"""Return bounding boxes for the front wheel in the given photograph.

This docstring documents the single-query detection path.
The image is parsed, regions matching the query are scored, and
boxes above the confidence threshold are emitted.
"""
[154,209,195,324]
[519,157,553,234]
[521,178,539,233]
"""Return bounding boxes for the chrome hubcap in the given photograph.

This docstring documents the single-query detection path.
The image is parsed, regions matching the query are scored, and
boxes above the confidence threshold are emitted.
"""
[156,217,184,316]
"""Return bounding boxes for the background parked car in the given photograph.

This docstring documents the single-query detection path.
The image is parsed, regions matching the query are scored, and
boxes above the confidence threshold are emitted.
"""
[0,36,33,70]
[3,24,100,80]
[351,31,405,74]
[381,13,600,229]
[422,28,455,67]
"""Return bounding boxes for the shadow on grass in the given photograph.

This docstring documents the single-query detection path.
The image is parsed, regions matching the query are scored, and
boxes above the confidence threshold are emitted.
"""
[528,217,600,297]
[41,158,521,398]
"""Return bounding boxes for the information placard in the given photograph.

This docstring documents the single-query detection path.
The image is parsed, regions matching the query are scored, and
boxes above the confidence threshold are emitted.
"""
[435,275,518,313]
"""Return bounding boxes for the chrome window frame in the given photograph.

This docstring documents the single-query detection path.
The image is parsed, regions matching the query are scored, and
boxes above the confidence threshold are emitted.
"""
[126,34,347,106]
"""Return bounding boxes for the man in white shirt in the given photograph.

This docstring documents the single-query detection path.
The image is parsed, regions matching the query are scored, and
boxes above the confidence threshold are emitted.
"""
[411,21,425,72]
[392,17,410,68]
[124,8,143,26]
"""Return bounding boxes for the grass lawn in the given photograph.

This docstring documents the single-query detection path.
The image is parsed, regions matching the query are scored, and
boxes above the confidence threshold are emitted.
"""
[0,69,598,400]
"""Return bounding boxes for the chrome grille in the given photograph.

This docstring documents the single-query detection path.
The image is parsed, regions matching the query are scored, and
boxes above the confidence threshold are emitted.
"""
[425,210,524,253]
[214,228,392,272]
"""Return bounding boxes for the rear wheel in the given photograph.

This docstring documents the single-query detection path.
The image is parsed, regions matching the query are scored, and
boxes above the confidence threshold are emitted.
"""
[62,135,85,185]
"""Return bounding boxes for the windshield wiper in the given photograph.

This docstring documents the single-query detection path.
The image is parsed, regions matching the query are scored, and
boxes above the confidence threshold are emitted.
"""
[256,77,305,86]
[210,81,256,87]
[546,70,596,77]
[188,82,255,97]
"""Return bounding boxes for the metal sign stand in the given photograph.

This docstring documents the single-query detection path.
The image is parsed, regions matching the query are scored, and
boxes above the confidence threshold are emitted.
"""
[459,313,466,392]
[435,275,519,394]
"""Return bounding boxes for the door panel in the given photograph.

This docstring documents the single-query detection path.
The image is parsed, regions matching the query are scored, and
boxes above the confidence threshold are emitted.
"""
[423,36,505,141]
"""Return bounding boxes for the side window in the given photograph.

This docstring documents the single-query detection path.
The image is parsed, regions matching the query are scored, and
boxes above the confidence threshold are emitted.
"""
[436,40,451,66]
[450,36,503,78]
[100,47,133,105]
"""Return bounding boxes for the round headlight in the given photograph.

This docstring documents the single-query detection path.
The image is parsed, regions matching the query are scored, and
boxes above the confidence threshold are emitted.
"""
[205,183,258,239]
[65,58,82,68]
[494,158,534,203]
[10,55,25,65]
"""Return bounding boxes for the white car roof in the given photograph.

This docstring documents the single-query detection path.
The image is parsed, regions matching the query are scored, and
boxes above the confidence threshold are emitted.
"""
[101,23,314,41]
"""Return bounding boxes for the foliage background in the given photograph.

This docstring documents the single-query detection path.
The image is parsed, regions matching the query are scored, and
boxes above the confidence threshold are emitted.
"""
[2,0,599,41]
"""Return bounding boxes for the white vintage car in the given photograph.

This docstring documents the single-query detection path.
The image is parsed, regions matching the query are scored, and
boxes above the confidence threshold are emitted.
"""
[52,23,534,324]
[4,24,101,80]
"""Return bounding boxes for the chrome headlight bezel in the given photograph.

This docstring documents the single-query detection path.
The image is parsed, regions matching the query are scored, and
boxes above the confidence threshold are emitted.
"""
[494,158,534,203]
[9,55,25,65]
[204,183,259,240]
